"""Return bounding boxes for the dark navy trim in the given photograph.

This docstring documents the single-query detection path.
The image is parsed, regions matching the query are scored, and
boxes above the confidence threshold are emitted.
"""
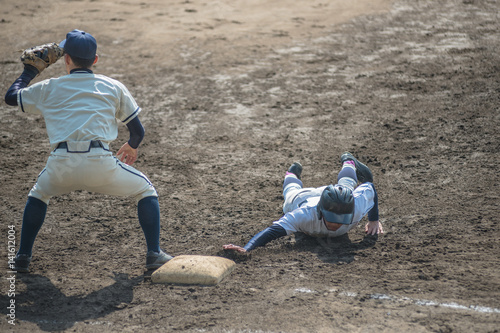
[54,141,110,153]
[367,183,379,222]
[122,107,140,124]
[70,68,93,74]
[116,158,153,186]
[19,92,25,113]
[37,168,47,179]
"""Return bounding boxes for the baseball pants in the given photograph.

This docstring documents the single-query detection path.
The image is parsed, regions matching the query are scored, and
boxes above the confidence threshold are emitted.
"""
[29,143,157,204]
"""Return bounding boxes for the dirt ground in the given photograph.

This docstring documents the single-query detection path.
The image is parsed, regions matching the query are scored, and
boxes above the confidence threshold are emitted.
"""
[1,0,499,332]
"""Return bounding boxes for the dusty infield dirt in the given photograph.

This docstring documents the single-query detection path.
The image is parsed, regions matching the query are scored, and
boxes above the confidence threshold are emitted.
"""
[1,0,499,332]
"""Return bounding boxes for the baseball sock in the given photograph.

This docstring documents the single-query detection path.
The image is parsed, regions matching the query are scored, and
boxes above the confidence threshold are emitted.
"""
[18,196,47,256]
[137,196,161,253]
[337,161,358,183]
[283,174,303,189]
[343,160,355,167]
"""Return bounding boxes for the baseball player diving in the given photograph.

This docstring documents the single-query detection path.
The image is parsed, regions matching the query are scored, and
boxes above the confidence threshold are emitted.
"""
[223,152,383,253]
[4,29,173,273]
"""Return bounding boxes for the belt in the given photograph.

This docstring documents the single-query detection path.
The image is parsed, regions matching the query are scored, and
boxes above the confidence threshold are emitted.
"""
[56,140,104,150]
[291,189,312,205]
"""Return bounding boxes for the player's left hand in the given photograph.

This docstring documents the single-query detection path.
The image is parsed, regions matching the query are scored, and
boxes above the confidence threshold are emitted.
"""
[365,220,384,235]
[117,142,138,165]
[20,42,64,76]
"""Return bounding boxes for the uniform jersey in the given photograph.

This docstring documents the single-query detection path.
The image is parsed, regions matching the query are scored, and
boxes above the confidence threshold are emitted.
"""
[274,182,377,238]
[15,70,156,204]
[18,70,140,150]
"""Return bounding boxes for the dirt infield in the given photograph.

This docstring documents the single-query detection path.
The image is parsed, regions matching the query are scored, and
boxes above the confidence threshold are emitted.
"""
[1,0,499,332]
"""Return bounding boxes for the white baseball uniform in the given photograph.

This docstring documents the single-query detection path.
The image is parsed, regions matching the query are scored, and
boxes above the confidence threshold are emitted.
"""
[18,70,156,204]
[277,177,377,238]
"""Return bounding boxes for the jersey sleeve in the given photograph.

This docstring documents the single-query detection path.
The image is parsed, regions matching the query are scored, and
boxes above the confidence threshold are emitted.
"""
[18,80,49,115]
[273,206,318,235]
[352,182,378,222]
[5,69,38,106]
[125,116,145,148]
[367,183,379,221]
[243,224,288,251]
[115,81,141,124]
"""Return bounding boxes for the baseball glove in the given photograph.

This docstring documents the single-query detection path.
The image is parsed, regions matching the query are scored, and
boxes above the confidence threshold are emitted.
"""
[20,43,64,75]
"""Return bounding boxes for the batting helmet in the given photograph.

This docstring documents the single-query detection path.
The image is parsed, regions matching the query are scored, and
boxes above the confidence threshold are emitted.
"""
[317,185,354,224]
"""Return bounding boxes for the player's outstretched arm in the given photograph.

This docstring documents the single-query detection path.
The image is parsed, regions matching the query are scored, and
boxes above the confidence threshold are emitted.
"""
[223,224,287,253]
[4,66,38,106]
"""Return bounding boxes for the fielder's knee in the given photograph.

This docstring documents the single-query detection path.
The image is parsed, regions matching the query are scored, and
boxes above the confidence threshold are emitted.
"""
[27,188,51,205]
[134,186,158,202]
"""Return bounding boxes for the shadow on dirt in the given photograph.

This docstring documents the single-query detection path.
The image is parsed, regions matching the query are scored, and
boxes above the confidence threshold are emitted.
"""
[291,232,378,264]
[6,273,142,332]
[217,232,378,265]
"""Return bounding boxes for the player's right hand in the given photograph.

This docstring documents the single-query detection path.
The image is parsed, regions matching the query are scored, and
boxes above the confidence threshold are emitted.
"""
[117,142,138,165]
[365,220,384,235]
[222,244,247,253]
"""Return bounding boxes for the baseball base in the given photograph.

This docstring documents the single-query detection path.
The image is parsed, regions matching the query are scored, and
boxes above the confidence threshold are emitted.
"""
[151,255,236,286]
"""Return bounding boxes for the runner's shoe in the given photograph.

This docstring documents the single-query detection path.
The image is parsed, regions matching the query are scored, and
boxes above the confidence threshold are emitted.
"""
[340,152,373,183]
[287,162,303,180]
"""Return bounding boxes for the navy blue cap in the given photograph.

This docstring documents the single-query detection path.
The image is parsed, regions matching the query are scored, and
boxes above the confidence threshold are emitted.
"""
[59,29,97,60]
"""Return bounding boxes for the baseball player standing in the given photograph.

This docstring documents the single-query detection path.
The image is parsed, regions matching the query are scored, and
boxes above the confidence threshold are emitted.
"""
[4,29,173,273]
[223,152,383,253]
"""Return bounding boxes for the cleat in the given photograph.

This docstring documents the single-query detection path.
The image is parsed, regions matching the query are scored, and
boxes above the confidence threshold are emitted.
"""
[146,250,173,270]
[14,253,32,273]
[340,152,373,183]
[287,162,303,180]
